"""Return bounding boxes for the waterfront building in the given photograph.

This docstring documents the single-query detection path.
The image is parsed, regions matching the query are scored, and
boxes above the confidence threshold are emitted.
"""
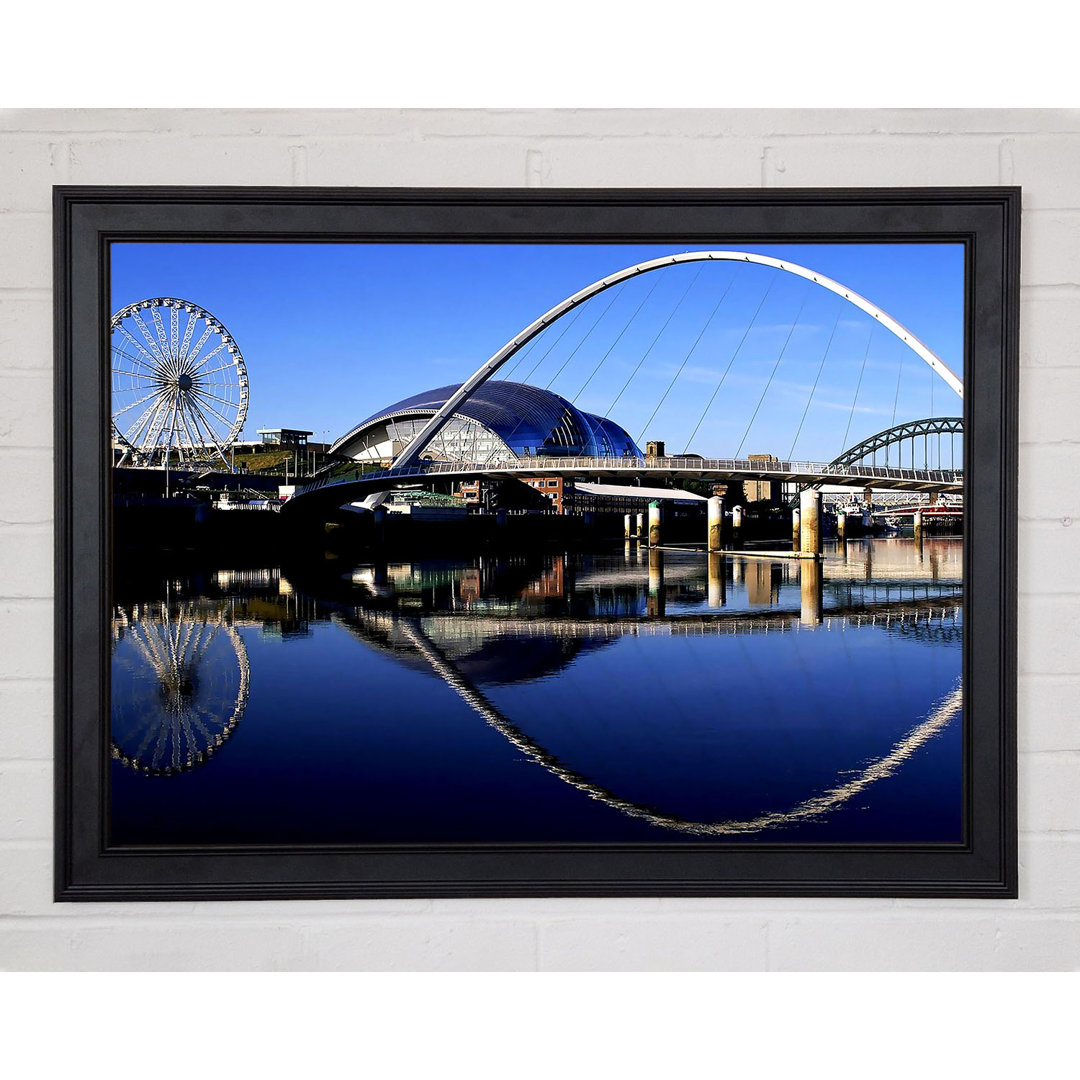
[743,454,784,505]
[332,381,642,466]
[334,381,647,514]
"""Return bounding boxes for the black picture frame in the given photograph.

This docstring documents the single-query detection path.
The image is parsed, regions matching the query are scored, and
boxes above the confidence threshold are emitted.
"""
[54,186,1019,900]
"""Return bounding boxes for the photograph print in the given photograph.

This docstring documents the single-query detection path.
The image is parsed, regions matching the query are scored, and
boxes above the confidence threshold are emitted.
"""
[107,237,967,850]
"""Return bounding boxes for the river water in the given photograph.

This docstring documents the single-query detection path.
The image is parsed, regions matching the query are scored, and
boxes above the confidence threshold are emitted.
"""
[109,538,963,846]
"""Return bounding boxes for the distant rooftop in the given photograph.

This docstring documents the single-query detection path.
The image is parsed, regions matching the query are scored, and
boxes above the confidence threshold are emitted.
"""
[257,428,314,446]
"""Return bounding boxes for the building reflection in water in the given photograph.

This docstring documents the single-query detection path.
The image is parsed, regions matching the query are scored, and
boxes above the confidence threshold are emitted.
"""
[110,540,963,843]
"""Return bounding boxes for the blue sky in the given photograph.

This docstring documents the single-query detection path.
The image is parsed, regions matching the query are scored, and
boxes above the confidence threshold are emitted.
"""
[111,241,964,463]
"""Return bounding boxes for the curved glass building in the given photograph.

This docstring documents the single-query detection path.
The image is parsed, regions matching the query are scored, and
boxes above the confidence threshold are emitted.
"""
[332,381,642,464]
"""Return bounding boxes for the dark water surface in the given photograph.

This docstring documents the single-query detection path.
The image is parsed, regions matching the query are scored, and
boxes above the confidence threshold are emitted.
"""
[110,538,963,845]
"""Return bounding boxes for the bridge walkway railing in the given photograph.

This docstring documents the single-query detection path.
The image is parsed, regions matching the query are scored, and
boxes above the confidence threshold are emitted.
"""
[291,455,963,499]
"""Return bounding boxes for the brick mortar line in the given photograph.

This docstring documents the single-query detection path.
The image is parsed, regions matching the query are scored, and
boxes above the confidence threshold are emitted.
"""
[8,124,1080,138]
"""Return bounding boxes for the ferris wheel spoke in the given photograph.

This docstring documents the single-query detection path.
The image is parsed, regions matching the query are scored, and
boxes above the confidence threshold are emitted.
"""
[122,396,167,449]
[189,390,241,432]
[161,392,185,450]
[174,399,202,461]
[187,712,217,744]
[144,391,179,450]
[147,718,172,770]
[177,713,201,762]
[119,400,161,445]
[131,624,169,678]
[140,397,170,451]
[150,306,174,368]
[190,386,240,410]
[130,311,169,368]
[180,620,209,667]
[130,719,161,766]
[188,410,237,464]
[116,325,166,372]
[183,397,226,456]
[182,323,215,369]
[163,619,185,668]
[112,343,165,378]
[190,623,220,666]
[183,339,229,375]
[163,398,184,457]
[170,305,180,358]
[192,362,239,379]
[181,401,216,458]
[187,390,235,435]
[113,367,164,384]
[177,308,199,365]
[113,387,163,419]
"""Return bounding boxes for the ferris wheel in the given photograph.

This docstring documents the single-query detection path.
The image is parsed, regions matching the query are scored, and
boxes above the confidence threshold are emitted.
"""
[111,297,249,468]
[110,601,250,777]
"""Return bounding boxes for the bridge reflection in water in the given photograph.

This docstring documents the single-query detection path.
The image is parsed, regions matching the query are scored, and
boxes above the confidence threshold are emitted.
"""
[109,538,963,846]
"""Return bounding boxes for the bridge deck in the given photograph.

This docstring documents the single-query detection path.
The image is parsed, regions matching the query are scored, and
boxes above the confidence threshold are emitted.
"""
[286,454,963,513]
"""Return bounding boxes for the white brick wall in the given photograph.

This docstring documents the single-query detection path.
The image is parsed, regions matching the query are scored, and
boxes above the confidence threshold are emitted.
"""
[2,108,1077,971]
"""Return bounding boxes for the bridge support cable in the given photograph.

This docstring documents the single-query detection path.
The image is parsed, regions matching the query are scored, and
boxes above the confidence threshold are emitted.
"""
[603,266,704,420]
[571,276,663,406]
[734,281,814,460]
[681,269,780,455]
[787,301,844,461]
[635,267,737,446]
[497,334,540,382]
[840,325,875,458]
[497,288,631,452]
[520,304,587,386]
[887,346,907,465]
[544,284,625,393]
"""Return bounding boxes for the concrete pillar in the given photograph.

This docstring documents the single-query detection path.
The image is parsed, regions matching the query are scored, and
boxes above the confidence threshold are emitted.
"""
[791,508,800,549]
[624,513,634,540]
[800,558,823,626]
[913,509,923,545]
[635,512,644,539]
[648,500,662,547]
[707,496,723,552]
[707,551,725,608]
[837,511,847,541]
[731,505,744,532]
[799,488,822,555]
[647,547,665,617]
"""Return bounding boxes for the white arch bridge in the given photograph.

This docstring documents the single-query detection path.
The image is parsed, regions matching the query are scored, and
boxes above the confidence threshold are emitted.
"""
[285,250,964,516]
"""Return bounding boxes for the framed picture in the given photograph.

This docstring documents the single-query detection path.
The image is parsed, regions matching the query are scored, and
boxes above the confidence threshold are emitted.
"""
[55,186,1018,899]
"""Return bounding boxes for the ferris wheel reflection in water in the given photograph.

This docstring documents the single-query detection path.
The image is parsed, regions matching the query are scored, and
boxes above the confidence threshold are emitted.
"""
[108,546,961,843]
[110,599,250,777]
